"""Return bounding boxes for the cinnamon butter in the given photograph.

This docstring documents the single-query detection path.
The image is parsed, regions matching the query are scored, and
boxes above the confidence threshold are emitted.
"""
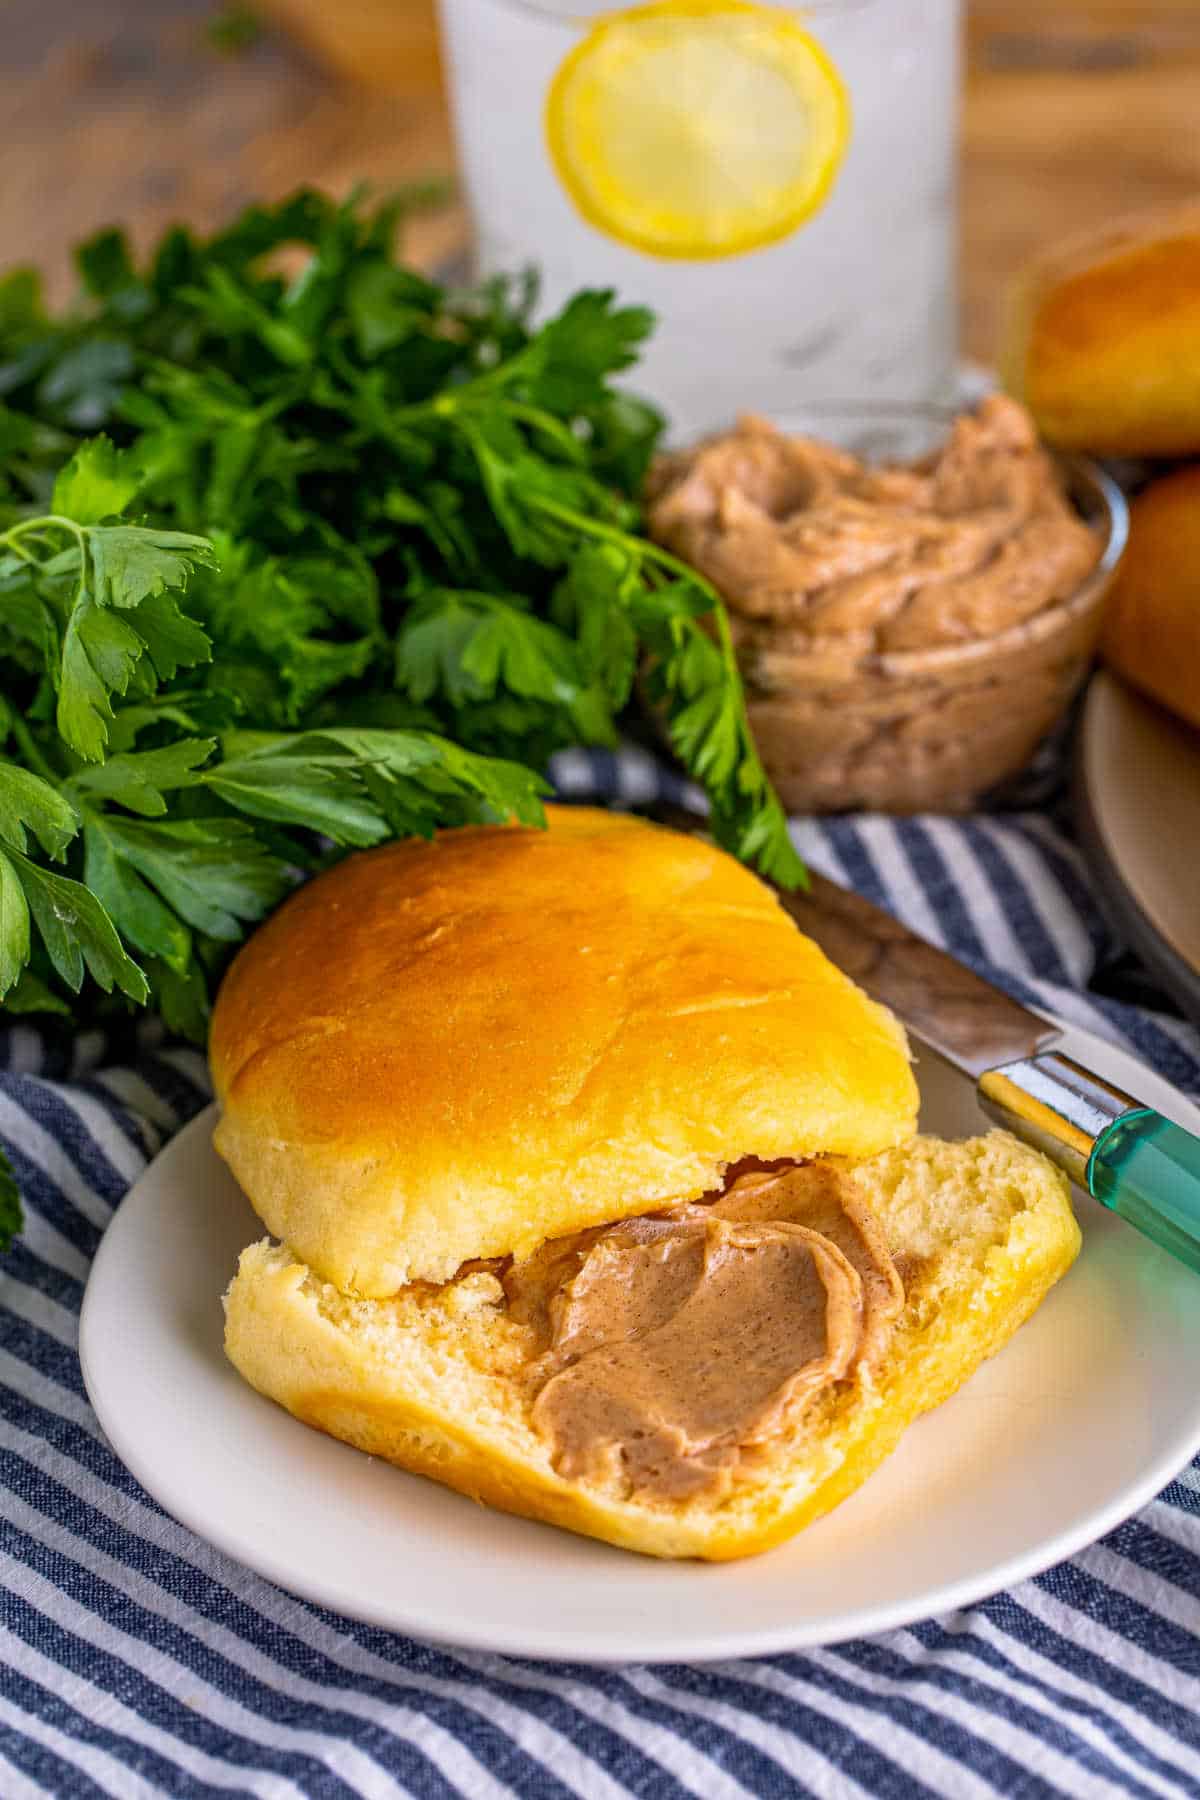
[502,1163,902,1503]
[643,397,1109,814]
[646,396,1101,660]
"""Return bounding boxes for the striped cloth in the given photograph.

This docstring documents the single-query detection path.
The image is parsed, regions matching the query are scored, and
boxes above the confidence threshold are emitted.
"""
[2,745,1199,1800]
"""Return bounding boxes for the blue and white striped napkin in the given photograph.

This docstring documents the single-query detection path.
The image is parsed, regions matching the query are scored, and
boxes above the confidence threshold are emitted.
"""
[2,745,1198,1799]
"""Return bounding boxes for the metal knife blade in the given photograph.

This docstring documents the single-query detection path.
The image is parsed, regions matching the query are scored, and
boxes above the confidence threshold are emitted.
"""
[775,871,1062,1080]
[778,867,1200,1275]
[641,806,1200,1273]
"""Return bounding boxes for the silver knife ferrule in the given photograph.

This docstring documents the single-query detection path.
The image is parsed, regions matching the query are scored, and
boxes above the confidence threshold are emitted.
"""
[978,1051,1138,1186]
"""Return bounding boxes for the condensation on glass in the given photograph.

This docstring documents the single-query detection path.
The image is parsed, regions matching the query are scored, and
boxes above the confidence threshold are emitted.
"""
[436,0,962,440]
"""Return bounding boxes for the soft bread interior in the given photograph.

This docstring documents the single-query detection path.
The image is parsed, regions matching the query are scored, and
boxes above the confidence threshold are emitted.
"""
[224,1132,1080,1561]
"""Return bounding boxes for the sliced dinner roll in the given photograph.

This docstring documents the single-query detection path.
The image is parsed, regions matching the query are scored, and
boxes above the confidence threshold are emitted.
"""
[224,1133,1080,1561]
[210,807,918,1295]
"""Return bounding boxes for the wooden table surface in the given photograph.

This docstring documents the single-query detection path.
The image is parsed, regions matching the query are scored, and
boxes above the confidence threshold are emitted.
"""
[6,0,1200,361]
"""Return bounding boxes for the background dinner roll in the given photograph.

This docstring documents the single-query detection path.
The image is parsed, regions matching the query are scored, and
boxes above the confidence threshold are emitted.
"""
[1102,464,1200,732]
[1001,202,1200,456]
[210,807,918,1295]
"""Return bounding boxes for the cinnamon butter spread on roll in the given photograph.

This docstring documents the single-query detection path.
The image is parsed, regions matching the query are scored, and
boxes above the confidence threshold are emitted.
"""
[645,395,1102,668]
[503,1162,902,1502]
[216,810,1081,1560]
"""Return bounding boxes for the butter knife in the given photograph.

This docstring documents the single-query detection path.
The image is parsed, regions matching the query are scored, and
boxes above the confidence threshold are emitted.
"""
[778,869,1200,1274]
[645,804,1200,1273]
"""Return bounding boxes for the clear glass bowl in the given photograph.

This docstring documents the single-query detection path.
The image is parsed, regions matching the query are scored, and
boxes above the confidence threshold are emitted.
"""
[670,404,1129,815]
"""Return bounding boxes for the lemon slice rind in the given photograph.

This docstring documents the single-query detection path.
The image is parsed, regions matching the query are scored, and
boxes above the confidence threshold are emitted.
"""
[545,0,851,261]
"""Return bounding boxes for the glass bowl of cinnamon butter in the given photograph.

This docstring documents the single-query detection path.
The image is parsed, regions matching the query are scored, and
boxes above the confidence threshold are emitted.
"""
[644,395,1128,814]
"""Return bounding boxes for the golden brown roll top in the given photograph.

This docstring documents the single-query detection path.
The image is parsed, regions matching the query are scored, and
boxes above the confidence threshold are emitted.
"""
[1001,202,1200,457]
[210,807,918,1294]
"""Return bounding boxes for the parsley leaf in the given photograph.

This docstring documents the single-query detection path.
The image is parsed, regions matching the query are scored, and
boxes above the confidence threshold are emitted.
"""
[0,760,79,858]
[83,817,194,971]
[206,726,549,840]
[0,499,214,761]
[395,588,614,744]
[519,289,655,417]
[88,525,216,611]
[9,847,148,1000]
[0,186,806,1245]
[51,436,143,523]
[86,815,289,942]
[57,596,147,760]
[2,968,72,1018]
[0,850,30,996]
[67,739,215,815]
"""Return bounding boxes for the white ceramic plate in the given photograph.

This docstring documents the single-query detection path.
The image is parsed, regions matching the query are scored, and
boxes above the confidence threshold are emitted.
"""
[1077,671,1200,1028]
[80,1021,1200,1665]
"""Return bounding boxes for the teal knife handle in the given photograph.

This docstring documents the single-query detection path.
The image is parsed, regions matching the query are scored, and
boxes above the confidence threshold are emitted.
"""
[978,1051,1200,1276]
[1089,1110,1200,1274]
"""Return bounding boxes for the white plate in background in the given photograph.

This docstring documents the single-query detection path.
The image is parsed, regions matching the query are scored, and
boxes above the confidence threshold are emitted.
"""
[81,1020,1200,1664]
[1077,670,1200,1030]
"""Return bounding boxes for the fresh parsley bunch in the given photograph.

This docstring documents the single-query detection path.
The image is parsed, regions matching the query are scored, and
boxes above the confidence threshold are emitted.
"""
[0,188,803,1246]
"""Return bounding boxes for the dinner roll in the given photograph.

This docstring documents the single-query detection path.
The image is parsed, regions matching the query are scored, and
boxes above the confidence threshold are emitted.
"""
[1002,202,1200,456]
[210,807,918,1295]
[224,1133,1079,1560]
[1102,463,1200,731]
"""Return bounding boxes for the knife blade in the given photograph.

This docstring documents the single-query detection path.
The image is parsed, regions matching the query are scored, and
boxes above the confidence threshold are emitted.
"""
[777,869,1061,1080]
[643,803,1200,1273]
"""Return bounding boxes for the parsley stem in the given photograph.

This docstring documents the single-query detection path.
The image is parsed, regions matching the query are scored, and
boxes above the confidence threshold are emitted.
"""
[1,514,93,645]
[1,515,87,558]
[521,488,722,602]
[382,342,540,429]
[503,403,587,463]
[8,715,58,786]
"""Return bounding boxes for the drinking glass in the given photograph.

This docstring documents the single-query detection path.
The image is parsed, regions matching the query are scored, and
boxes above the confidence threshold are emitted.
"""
[436,0,962,440]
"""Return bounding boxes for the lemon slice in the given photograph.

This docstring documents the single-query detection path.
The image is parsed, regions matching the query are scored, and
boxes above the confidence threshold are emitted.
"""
[545,0,850,261]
